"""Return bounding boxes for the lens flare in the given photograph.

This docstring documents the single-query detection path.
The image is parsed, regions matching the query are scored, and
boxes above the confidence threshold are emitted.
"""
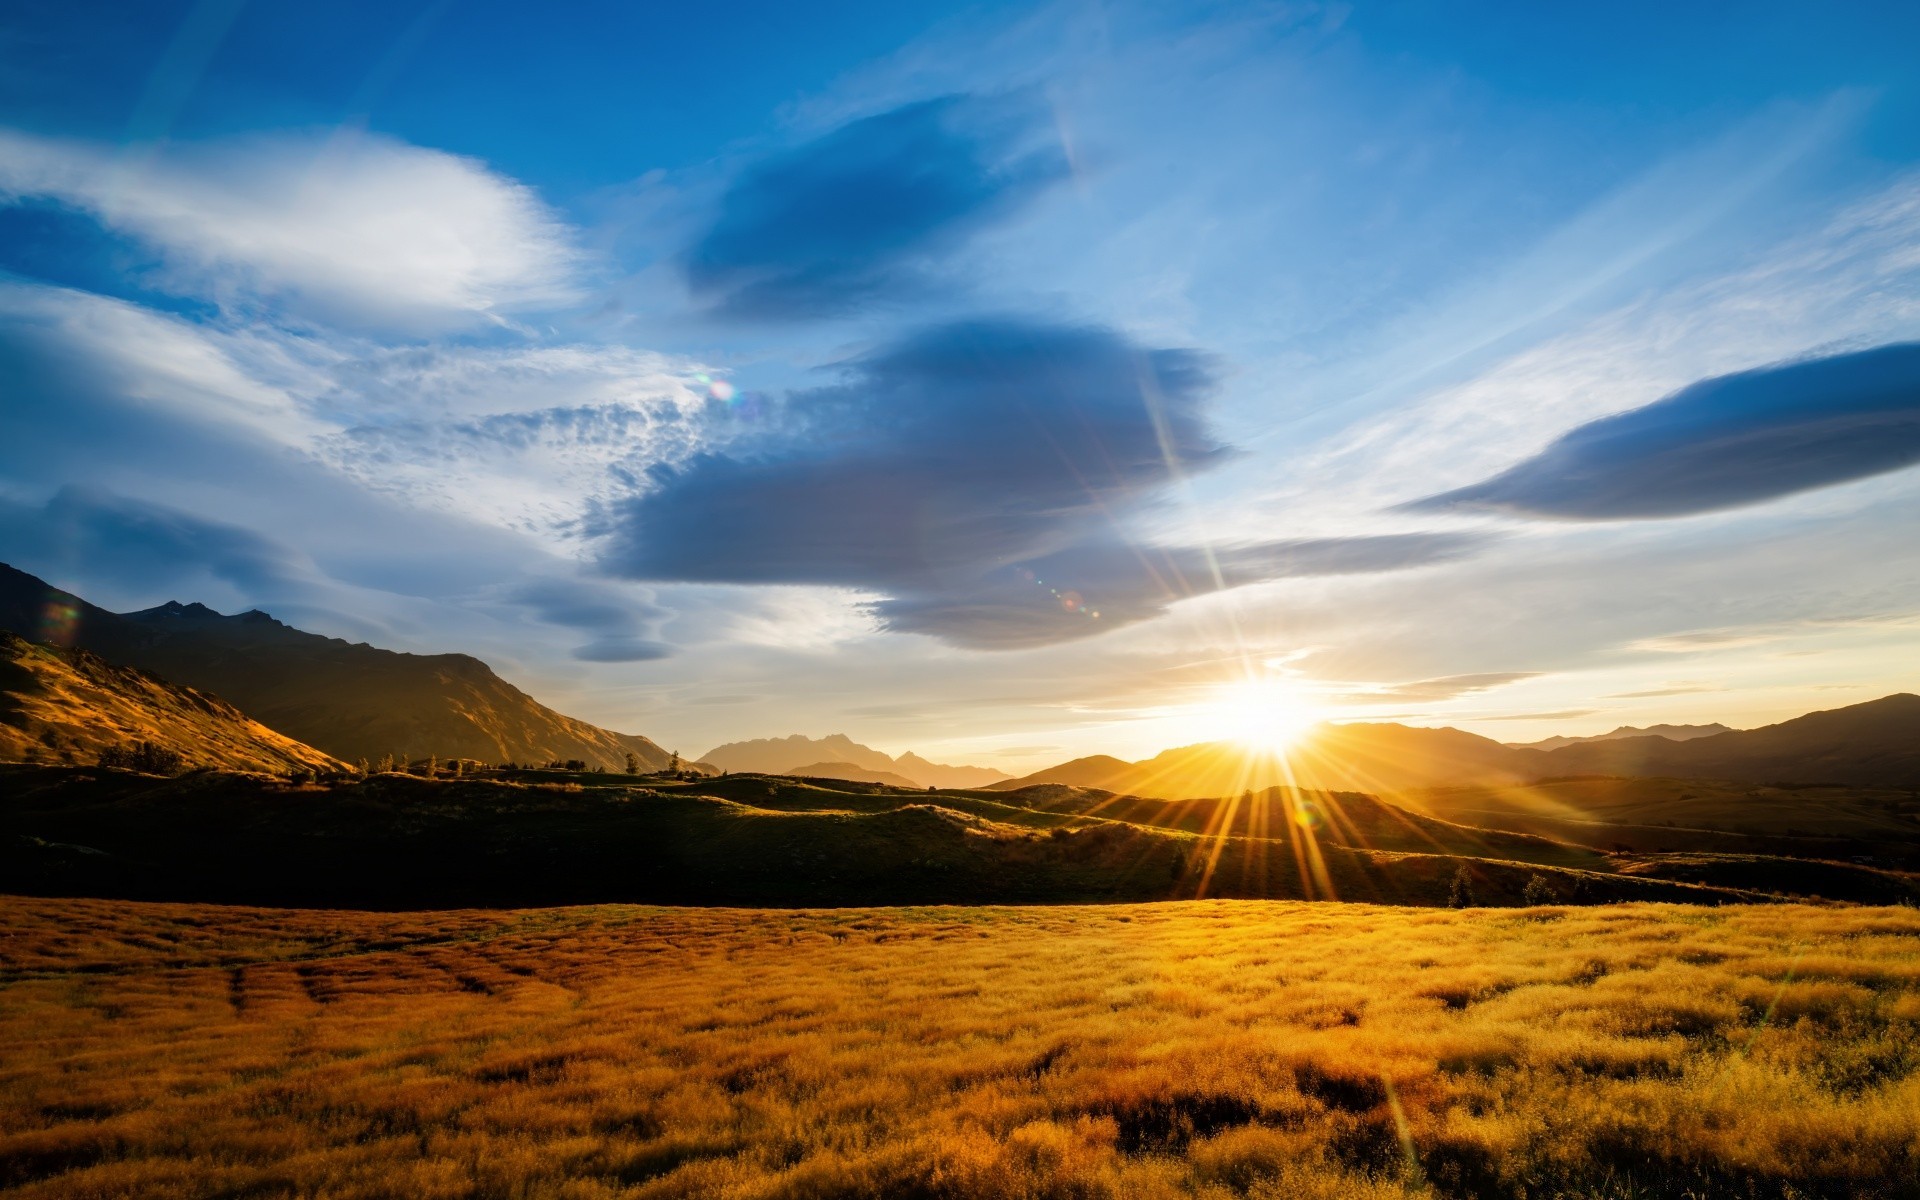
[39,595,80,645]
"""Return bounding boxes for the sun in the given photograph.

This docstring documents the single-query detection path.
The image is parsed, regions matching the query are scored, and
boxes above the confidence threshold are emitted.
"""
[1211,678,1324,754]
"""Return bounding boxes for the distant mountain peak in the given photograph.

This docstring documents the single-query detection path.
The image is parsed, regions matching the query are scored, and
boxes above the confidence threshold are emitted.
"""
[698,733,1009,788]
[142,600,222,619]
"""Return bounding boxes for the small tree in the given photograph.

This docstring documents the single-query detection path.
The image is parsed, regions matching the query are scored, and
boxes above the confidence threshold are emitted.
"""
[99,740,185,776]
[625,751,640,775]
[1447,866,1475,909]
[1522,874,1557,906]
[668,750,680,774]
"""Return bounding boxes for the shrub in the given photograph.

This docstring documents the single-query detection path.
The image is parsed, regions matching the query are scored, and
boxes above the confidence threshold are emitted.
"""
[1447,866,1476,909]
[97,740,185,775]
[1523,874,1558,906]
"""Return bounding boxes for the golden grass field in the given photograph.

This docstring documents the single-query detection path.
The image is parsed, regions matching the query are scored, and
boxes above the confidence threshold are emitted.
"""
[3,896,1918,1200]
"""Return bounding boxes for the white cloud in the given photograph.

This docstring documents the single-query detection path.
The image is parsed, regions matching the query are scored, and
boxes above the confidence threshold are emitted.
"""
[0,127,583,330]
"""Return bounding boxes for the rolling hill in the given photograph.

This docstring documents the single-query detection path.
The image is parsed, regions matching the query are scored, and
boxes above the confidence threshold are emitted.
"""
[0,764,1759,909]
[0,563,687,772]
[0,631,344,775]
[697,732,1008,787]
[783,760,922,787]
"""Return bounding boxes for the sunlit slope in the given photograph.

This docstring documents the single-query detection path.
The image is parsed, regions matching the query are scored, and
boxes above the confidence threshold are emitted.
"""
[992,725,1534,796]
[3,896,1916,1199]
[0,562,683,771]
[0,632,343,775]
[0,767,1743,909]
[997,694,1920,798]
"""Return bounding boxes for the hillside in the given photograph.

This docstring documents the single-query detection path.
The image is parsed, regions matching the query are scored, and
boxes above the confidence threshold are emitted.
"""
[0,563,684,772]
[783,760,922,787]
[1526,694,1920,786]
[0,765,1764,909]
[0,632,343,775]
[697,732,1008,788]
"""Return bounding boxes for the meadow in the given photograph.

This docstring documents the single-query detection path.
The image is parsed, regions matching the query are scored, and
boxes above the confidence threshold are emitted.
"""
[3,895,1918,1199]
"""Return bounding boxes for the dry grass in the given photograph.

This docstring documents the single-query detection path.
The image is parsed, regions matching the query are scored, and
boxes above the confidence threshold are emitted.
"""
[2,896,1918,1199]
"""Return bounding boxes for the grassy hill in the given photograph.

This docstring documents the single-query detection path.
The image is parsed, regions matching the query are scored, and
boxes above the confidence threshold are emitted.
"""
[0,632,343,775]
[1402,775,1920,863]
[782,761,923,787]
[1,896,1914,1199]
[1,764,1826,909]
[0,562,685,772]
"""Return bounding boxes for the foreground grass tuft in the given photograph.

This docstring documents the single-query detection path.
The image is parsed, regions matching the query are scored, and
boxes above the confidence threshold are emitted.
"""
[2,896,1917,1198]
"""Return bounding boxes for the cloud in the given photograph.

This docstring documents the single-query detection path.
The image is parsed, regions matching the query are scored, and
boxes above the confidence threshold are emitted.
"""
[0,485,317,607]
[683,96,1067,318]
[0,128,581,331]
[505,578,673,664]
[1477,710,1598,722]
[1405,342,1920,520]
[1331,671,1539,704]
[603,316,1487,647]
[870,532,1484,648]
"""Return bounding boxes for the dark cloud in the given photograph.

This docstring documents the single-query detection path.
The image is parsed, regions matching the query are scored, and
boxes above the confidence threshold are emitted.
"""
[1407,342,1920,519]
[570,635,673,663]
[871,532,1485,649]
[0,486,312,603]
[684,96,1068,319]
[507,579,672,664]
[603,316,1489,647]
[606,318,1224,589]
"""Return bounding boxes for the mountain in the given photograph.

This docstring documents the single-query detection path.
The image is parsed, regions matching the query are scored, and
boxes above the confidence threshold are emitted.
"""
[0,563,686,772]
[697,733,1008,788]
[0,631,343,774]
[993,696,1920,799]
[1511,723,1731,751]
[1529,695,1920,786]
[990,723,1532,798]
[783,761,923,788]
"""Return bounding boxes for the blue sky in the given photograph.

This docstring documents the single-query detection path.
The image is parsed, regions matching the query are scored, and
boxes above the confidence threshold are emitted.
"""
[2,0,1918,766]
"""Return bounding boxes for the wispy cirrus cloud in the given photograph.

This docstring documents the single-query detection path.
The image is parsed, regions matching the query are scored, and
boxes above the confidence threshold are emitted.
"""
[0,127,583,331]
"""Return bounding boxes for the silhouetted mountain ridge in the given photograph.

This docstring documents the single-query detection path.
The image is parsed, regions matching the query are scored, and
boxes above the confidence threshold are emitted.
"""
[994,696,1920,797]
[698,733,1008,788]
[0,563,685,771]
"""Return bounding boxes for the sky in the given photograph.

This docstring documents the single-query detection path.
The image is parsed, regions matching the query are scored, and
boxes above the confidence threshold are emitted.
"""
[1,0,1918,769]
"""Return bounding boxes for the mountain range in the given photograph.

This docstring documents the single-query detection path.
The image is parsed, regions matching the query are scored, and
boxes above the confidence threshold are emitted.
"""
[0,563,687,772]
[697,733,1009,788]
[1509,723,1731,751]
[0,631,344,775]
[991,695,1920,797]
